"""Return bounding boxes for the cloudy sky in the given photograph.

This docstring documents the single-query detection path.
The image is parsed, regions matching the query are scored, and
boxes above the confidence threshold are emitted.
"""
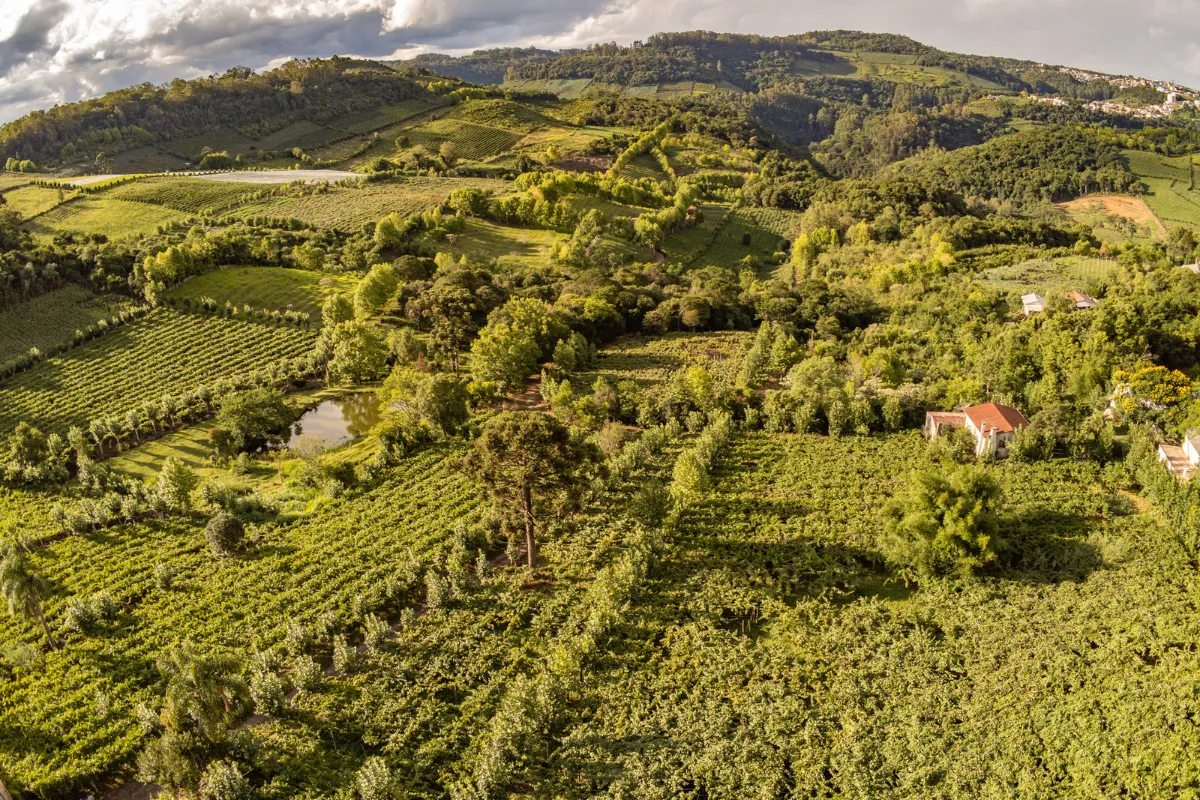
[2,0,1200,124]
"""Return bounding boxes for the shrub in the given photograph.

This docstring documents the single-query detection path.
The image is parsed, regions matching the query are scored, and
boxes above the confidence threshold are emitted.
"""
[205,512,245,558]
[200,760,249,800]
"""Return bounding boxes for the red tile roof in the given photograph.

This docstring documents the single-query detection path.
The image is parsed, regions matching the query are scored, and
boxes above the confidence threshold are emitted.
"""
[926,411,966,427]
[964,403,1029,434]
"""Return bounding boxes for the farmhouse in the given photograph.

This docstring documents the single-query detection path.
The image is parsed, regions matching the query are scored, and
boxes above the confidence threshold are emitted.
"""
[1021,293,1046,315]
[1065,291,1098,309]
[1154,436,1200,481]
[1181,263,1200,274]
[924,402,1030,459]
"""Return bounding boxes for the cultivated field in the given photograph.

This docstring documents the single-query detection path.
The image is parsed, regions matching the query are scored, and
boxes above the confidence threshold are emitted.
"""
[0,309,319,434]
[25,197,187,240]
[168,267,359,317]
[577,331,755,387]
[0,285,137,363]
[188,169,358,184]
[103,176,271,214]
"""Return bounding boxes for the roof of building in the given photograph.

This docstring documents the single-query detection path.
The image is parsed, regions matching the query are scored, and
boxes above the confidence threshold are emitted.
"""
[1159,443,1192,478]
[925,411,966,427]
[1066,291,1098,307]
[1021,293,1045,304]
[964,403,1029,434]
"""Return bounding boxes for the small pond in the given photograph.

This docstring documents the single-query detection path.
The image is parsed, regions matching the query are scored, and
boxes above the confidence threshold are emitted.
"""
[288,393,382,449]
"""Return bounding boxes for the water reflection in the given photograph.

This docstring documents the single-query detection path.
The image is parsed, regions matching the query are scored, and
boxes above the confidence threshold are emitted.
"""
[288,393,381,448]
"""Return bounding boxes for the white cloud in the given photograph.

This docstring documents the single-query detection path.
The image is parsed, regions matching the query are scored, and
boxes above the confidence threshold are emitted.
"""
[3,0,1200,124]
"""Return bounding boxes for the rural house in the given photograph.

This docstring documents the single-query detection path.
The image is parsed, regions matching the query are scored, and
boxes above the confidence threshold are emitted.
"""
[1065,291,1098,309]
[1157,436,1200,481]
[924,403,1030,459]
[1021,293,1046,315]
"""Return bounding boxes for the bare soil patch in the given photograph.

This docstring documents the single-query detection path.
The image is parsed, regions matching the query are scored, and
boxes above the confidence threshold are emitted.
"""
[1057,194,1167,236]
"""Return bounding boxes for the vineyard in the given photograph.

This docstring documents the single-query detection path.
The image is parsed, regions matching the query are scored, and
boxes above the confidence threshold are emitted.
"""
[0,286,137,362]
[232,177,508,231]
[340,99,435,135]
[445,99,554,133]
[25,197,186,240]
[403,119,523,161]
[168,267,358,317]
[0,309,319,434]
[422,217,560,265]
[0,448,486,796]
[103,177,270,214]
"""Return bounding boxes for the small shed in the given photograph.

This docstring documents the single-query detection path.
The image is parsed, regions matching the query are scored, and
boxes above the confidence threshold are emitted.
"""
[1021,293,1046,315]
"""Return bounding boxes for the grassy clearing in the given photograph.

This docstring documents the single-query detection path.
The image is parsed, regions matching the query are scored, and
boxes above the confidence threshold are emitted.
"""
[260,121,337,150]
[169,267,359,317]
[0,285,137,362]
[1123,149,1200,228]
[162,129,258,159]
[423,218,560,265]
[978,255,1122,296]
[25,197,187,240]
[110,146,188,173]
[0,309,318,434]
[1,185,68,218]
[660,204,731,265]
[339,99,435,135]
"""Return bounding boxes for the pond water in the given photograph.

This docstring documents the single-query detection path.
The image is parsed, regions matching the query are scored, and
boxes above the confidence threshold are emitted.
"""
[288,393,382,449]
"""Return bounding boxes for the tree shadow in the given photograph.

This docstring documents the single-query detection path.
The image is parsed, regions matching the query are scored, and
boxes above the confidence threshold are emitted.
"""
[994,508,1104,584]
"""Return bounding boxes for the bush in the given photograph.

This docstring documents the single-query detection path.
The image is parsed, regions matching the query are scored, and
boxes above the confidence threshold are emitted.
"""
[200,760,249,800]
[205,512,245,558]
[250,669,286,717]
[356,756,393,800]
[879,465,1002,579]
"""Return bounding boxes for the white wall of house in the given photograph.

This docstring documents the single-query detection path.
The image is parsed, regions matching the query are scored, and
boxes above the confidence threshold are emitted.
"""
[1186,438,1200,466]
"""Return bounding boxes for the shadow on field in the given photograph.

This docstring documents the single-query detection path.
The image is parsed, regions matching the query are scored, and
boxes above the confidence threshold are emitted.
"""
[996,508,1103,583]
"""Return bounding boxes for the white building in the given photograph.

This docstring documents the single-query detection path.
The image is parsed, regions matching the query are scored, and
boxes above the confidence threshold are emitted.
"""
[1021,293,1046,315]
[924,403,1030,459]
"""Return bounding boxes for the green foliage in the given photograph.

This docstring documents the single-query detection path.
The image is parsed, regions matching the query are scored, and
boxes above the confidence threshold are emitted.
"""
[880,465,1002,578]
[204,512,245,558]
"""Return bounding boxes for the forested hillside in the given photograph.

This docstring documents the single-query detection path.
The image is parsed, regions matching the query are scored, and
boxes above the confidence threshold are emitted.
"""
[3,26,1200,800]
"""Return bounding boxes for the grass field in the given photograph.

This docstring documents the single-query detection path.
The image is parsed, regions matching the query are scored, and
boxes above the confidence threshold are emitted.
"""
[163,129,259,159]
[446,99,555,133]
[1,185,69,218]
[0,285,137,363]
[169,267,359,317]
[424,218,561,265]
[25,197,187,240]
[0,309,319,434]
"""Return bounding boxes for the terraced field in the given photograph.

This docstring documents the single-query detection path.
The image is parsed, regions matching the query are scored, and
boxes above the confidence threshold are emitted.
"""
[0,309,319,434]
[0,285,137,362]
[169,267,359,317]
[24,197,187,240]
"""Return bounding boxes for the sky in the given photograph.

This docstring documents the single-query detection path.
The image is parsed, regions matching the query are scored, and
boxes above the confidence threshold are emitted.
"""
[2,0,1200,124]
